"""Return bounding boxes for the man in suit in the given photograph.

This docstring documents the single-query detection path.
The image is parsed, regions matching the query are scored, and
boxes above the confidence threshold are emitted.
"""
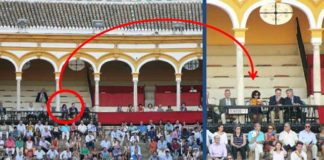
[35,88,48,103]
[283,88,304,122]
[217,89,236,124]
[269,88,285,123]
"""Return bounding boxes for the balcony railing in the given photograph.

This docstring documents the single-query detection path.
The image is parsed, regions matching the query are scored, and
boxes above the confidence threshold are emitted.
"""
[0,111,97,124]
[207,105,321,133]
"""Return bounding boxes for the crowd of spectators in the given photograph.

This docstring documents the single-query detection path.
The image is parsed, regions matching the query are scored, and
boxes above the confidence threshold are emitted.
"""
[0,109,202,160]
[116,103,202,112]
[207,122,322,160]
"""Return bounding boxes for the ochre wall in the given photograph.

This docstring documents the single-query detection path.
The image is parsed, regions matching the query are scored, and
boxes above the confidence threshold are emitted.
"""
[207,5,311,45]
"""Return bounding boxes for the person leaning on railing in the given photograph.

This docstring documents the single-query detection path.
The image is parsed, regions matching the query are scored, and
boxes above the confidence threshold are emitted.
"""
[283,88,305,123]
[269,88,285,124]
[218,89,236,124]
[249,90,264,123]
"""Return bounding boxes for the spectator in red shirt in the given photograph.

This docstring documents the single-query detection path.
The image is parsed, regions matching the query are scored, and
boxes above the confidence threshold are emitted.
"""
[138,104,144,112]
[5,136,15,156]
[171,138,180,157]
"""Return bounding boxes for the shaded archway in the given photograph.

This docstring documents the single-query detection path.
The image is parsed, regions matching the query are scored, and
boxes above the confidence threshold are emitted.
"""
[99,61,135,109]
[139,61,176,107]
[21,59,55,109]
[181,59,203,107]
[0,59,17,109]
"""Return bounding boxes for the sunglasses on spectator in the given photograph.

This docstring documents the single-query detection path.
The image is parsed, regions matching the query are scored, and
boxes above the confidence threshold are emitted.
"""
[305,125,311,128]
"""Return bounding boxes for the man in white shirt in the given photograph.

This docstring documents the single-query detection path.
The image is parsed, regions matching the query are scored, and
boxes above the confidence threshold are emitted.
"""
[16,121,26,136]
[35,121,44,133]
[291,141,307,160]
[85,132,95,149]
[34,147,46,160]
[87,121,97,137]
[298,122,318,160]
[39,138,51,153]
[46,146,59,160]
[100,136,111,150]
[60,148,72,160]
[78,121,87,135]
[279,123,298,151]
[111,127,125,144]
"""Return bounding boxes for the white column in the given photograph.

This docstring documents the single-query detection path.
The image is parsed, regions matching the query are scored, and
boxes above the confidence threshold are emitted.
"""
[55,77,60,112]
[133,78,138,112]
[236,42,245,105]
[312,42,322,105]
[94,73,100,112]
[176,78,181,110]
[16,76,21,111]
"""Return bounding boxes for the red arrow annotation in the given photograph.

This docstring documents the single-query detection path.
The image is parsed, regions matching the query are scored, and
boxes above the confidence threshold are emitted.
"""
[48,18,258,124]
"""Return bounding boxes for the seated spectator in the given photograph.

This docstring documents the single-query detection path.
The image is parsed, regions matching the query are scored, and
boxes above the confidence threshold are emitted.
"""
[46,146,59,160]
[60,124,70,140]
[15,137,23,155]
[130,141,142,160]
[0,137,4,150]
[271,142,287,160]
[148,151,159,160]
[5,136,15,156]
[51,137,59,150]
[164,121,173,135]
[161,149,173,160]
[41,127,52,142]
[213,124,228,145]
[83,106,91,120]
[230,125,246,160]
[61,104,69,119]
[130,132,140,144]
[35,88,48,103]
[25,136,34,158]
[247,122,264,160]
[138,104,144,112]
[318,125,324,157]
[170,138,180,157]
[283,88,304,122]
[111,128,125,145]
[97,122,103,139]
[146,103,155,112]
[156,121,164,138]
[79,143,90,159]
[180,103,187,112]
[157,136,168,156]
[298,122,318,160]
[100,147,111,160]
[226,155,234,160]
[218,89,236,124]
[166,106,173,112]
[99,136,111,151]
[193,127,202,145]
[34,147,46,160]
[269,88,285,123]
[249,90,264,123]
[290,141,307,160]
[147,120,156,132]
[35,121,44,133]
[147,127,156,142]
[279,123,298,152]
[51,123,60,139]
[149,138,157,154]
[87,120,97,137]
[69,103,78,118]
[128,104,134,112]
[26,102,36,120]
[156,105,164,112]
[78,120,87,136]
[60,148,72,160]
[39,137,51,152]
[264,124,277,153]
[16,121,26,137]
[85,132,95,149]
[137,121,147,143]
[116,106,123,112]
[208,135,227,159]
[128,122,138,134]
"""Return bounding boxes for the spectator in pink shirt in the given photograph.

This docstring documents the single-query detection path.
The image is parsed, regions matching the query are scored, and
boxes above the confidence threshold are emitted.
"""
[5,136,15,156]
[208,135,227,159]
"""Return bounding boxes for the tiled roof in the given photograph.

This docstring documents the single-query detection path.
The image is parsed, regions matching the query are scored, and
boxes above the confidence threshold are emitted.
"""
[0,0,202,31]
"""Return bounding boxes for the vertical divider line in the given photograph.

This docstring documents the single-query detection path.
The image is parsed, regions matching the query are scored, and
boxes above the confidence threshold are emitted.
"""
[202,0,207,159]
